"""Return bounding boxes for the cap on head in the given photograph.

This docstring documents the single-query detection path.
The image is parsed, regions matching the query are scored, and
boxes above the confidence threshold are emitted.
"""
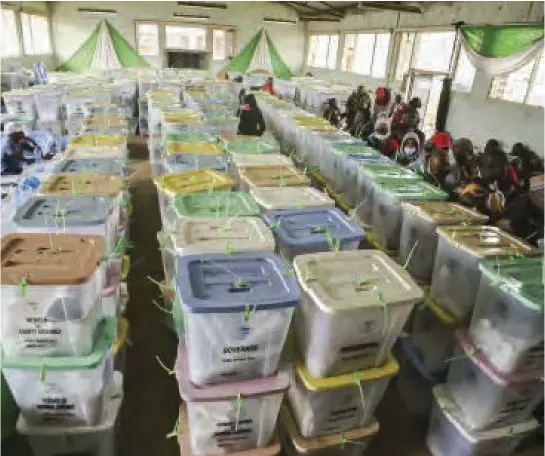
[431,131,452,150]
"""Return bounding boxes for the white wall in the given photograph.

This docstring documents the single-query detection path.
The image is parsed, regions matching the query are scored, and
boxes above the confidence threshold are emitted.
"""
[304,1,545,155]
[50,1,305,73]
[1,1,57,71]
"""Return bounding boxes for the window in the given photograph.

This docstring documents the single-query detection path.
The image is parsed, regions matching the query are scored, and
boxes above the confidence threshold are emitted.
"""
[165,25,207,50]
[21,13,52,55]
[413,31,456,72]
[489,55,544,106]
[1,9,20,57]
[527,56,545,106]
[341,32,390,78]
[453,47,476,92]
[137,23,159,56]
[213,29,235,61]
[307,34,338,69]
[395,30,455,80]
[395,32,416,81]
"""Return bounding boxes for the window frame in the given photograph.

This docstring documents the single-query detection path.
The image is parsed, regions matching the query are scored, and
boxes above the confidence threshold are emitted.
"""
[164,23,208,51]
[135,21,160,57]
[340,31,392,78]
[20,11,52,56]
[451,44,477,93]
[393,27,457,82]
[212,28,236,61]
[1,7,21,57]
[488,54,545,107]
[306,33,339,70]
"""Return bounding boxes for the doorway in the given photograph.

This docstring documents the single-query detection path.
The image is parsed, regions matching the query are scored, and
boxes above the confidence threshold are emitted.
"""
[167,51,207,69]
[405,70,448,138]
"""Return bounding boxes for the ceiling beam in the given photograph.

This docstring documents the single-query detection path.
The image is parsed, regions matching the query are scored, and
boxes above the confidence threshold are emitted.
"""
[289,1,345,18]
[319,1,348,16]
[348,2,423,14]
[300,16,342,22]
[276,1,303,17]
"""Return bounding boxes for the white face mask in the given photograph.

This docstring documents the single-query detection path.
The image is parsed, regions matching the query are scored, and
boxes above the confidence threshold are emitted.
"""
[447,150,457,166]
[404,146,417,157]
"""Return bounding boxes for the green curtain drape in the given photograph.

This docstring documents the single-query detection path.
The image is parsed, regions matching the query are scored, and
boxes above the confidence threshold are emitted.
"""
[226,29,263,73]
[462,25,544,58]
[57,22,101,72]
[57,20,149,72]
[265,31,293,80]
[105,20,149,68]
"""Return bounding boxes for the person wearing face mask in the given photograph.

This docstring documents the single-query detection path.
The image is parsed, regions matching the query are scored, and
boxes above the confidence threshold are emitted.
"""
[366,114,391,149]
[397,130,421,166]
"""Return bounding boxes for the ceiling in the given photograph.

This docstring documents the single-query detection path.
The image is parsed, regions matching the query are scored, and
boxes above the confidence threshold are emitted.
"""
[277,1,425,21]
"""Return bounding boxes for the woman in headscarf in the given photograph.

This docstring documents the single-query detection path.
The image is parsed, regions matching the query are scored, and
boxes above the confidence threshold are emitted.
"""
[444,138,477,192]
[397,130,421,166]
[237,93,266,136]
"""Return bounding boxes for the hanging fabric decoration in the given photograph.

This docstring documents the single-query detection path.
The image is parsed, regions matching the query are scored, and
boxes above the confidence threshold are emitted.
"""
[58,20,149,72]
[222,28,293,80]
[460,24,544,76]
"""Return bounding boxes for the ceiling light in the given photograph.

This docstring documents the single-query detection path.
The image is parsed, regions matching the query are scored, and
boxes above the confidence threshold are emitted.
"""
[263,18,297,25]
[77,8,117,15]
[172,13,211,21]
[177,2,227,9]
[300,16,341,22]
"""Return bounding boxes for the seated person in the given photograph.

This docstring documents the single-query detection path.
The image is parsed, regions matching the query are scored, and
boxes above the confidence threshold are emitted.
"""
[457,143,515,217]
[367,114,392,149]
[396,130,421,166]
[510,142,544,190]
[261,77,277,96]
[1,129,52,175]
[392,97,421,140]
[442,137,478,194]
[322,98,342,128]
[430,131,452,152]
[380,135,400,160]
[237,94,265,137]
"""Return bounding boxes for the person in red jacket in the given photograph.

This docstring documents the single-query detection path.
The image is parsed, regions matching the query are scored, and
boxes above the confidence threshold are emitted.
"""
[261,77,277,96]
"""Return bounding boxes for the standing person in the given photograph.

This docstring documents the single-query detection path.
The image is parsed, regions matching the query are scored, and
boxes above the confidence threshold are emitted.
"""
[237,94,266,137]
[373,86,391,120]
[389,93,403,117]
[345,85,370,133]
[237,87,247,113]
[261,77,276,96]
[322,98,342,127]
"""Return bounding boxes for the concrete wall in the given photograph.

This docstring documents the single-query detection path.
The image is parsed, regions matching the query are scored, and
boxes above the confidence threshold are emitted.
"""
[1,1,57,71]
[304,1,545,155]
[50,1,305,73]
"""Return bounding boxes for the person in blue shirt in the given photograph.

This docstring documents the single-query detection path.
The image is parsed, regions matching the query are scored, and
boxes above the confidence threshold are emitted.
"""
[1,130,52,175]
